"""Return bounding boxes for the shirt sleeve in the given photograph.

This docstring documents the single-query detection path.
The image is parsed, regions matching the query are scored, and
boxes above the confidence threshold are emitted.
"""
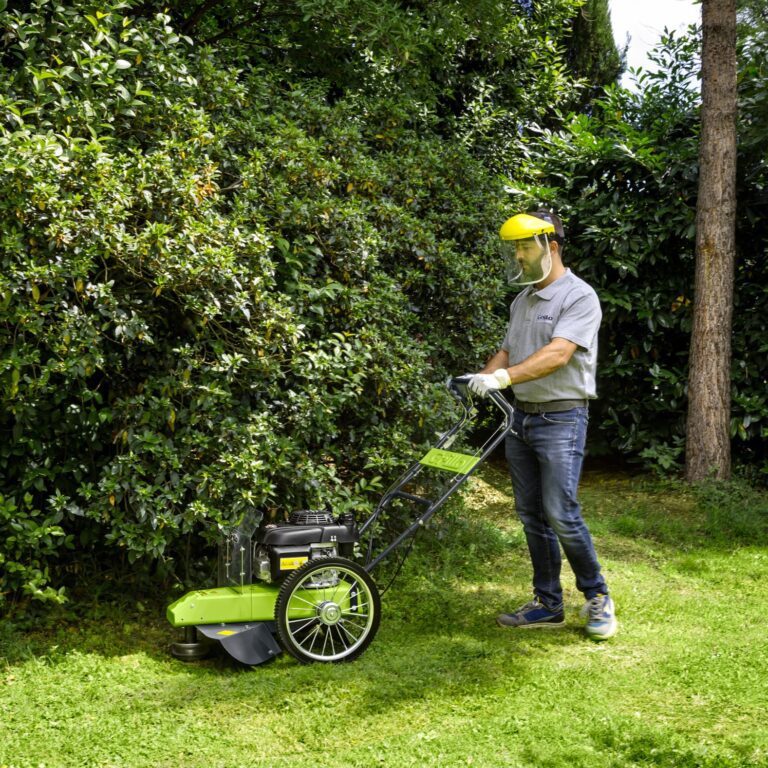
[553,290,602,350]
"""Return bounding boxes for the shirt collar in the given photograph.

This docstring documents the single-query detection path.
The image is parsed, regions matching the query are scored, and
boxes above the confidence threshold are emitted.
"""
[531,269,572,301]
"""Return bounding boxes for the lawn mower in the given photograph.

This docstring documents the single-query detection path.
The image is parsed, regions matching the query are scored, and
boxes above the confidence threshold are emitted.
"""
[167,375,516,666]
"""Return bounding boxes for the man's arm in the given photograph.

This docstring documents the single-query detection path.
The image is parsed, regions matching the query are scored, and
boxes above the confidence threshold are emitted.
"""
[475,338,577,392]
[480,349,510,374]
[499,337,577,385]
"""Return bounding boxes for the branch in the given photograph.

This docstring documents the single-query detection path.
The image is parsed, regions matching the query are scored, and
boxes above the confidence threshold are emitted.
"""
[201,6,266,45]
[218,180,244,193]
[181,0,221,32]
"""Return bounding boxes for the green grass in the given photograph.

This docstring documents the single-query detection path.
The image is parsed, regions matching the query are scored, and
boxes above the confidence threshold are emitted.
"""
[2,463,768,768]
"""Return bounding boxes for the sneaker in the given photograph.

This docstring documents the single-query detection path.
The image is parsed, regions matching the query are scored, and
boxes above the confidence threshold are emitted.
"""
[497,597,565,629]
[582,593,618,640]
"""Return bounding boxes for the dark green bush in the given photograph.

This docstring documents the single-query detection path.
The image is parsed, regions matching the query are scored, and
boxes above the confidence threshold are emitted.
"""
[3,1,765,614]
[510,30,768,476]
[2,0,562,610]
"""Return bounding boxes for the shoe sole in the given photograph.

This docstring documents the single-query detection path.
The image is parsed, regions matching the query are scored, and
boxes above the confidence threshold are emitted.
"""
[496,618,566,629]
[586,619,618,640]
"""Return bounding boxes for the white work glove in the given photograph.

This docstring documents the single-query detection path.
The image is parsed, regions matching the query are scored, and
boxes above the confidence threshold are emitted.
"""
[468,368,511,398]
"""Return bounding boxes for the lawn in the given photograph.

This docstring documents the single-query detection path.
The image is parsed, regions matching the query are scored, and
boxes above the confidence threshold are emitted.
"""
[1,462,767,768]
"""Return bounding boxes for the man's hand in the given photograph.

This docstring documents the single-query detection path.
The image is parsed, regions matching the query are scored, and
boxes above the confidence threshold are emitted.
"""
[468,368,511,397]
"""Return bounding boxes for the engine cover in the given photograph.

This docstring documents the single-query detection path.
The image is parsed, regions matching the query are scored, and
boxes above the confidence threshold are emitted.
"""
[254,514,358,582]
[259,523,355,548]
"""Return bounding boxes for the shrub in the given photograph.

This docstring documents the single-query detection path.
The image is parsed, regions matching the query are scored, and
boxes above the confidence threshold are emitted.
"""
[0,1,517,610]
[510,30,768,477]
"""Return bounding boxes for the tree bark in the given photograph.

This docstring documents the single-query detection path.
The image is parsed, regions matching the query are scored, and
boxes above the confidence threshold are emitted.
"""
[685,0,738,482]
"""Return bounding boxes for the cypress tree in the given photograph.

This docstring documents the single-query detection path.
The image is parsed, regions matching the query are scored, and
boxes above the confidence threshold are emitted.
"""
[565,0,626,110]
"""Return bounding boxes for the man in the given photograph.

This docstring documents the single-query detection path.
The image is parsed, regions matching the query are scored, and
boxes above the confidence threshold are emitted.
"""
[469,210,617,640]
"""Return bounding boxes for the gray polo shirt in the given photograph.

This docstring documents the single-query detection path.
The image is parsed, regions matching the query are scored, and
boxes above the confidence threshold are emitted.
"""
[501,269,601,402]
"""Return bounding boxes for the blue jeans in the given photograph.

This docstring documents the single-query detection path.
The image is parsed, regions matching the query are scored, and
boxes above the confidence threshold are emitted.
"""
[505,407,608,610]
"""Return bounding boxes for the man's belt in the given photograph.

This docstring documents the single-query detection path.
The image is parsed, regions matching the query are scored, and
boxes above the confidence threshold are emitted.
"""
[513,399,588,414]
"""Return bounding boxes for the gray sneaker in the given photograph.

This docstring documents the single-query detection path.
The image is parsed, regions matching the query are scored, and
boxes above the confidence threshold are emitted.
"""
[582,593,618,640]
[497,597,565,628]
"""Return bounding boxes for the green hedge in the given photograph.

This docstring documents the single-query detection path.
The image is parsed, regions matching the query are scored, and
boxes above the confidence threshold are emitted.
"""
[512,32,768,474]
[4,3,764,613]
[0,2,525,608]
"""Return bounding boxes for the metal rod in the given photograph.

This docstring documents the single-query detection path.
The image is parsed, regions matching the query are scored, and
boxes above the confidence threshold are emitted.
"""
[364,408,514,572]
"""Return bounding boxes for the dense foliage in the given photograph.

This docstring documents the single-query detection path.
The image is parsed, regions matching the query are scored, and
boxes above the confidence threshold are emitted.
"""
[512,26,767,477]
[0,0,595,609]
[1,0,765,613]
[510,34,701,469]
[564,0,625,111]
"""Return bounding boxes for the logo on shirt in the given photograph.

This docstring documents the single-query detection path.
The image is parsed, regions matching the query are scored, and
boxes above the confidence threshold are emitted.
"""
[536,314,554,322]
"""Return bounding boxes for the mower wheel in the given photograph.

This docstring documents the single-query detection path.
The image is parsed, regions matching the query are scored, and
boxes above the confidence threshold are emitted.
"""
[275,557,380,663]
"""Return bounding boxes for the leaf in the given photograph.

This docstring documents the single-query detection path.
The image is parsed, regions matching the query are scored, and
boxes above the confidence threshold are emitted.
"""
[115,59,131,70]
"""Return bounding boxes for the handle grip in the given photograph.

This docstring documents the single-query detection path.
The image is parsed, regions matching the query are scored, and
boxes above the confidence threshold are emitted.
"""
[447,374,515,418]
[447,374,473,401]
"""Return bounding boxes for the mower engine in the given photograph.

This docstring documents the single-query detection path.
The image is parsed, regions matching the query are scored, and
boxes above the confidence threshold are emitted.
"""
[252,510,359,583]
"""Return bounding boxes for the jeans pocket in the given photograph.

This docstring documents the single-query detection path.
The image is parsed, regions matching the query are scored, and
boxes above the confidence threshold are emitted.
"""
[541,412,578,426]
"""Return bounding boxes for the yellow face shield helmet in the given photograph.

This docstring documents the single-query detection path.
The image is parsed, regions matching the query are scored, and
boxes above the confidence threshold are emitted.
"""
[499,213,556,287]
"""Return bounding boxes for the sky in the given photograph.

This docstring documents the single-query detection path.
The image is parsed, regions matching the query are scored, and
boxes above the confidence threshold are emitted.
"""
[609,0,701,86]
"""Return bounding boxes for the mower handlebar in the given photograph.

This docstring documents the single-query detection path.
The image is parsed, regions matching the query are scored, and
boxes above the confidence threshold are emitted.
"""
[447,374,515,418]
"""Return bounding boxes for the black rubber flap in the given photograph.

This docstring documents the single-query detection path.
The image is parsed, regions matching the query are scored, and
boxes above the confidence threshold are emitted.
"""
[196,622,281,665]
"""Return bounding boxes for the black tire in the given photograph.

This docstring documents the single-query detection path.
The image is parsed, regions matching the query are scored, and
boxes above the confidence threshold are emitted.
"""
[275,557,381,663]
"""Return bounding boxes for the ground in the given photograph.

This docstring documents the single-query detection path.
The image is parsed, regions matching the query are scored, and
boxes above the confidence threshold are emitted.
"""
[1,462,767,768]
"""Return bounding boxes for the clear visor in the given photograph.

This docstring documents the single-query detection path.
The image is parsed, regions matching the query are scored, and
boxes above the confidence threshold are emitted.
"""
[501,234,552,287]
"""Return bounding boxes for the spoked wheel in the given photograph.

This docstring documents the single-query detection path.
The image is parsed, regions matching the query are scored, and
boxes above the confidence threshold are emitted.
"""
[275,557,381,663]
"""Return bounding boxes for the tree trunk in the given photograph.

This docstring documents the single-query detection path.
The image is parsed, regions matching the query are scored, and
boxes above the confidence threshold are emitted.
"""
[685,0,738,482]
